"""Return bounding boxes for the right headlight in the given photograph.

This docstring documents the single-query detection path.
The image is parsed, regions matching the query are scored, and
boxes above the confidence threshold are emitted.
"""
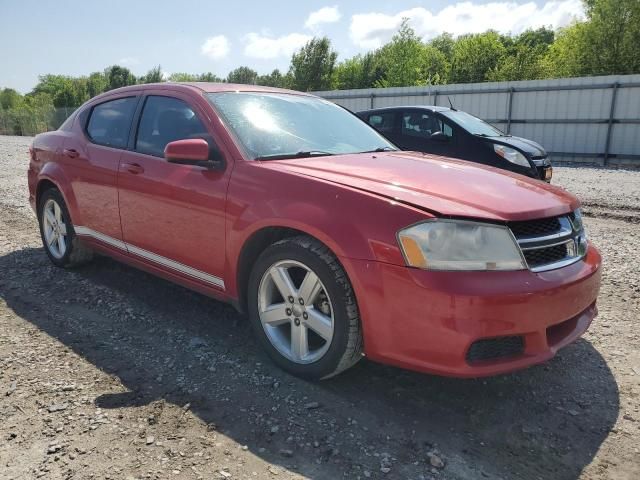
[493,144,530,168]
[397,220,526,271]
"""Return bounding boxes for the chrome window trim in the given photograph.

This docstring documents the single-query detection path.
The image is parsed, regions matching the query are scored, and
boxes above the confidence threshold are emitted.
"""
[73,225,225,289]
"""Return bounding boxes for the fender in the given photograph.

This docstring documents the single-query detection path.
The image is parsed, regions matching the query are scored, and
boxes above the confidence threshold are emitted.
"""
[36,165,82,225]
[223,161,431,299]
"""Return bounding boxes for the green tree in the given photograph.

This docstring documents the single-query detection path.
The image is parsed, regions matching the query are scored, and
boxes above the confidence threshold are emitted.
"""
[429,33,455,60]
[257,69,290,88]
[0,88,23,110]
[226,66,258,84]
[333,52,386,89]
[420,46,450,85]
[197,72,224,82]
[546,0,640,76]
[489,28,555,81]
[104,65,136,91]
[289,37,338,91]
[140,65,164,84]
[333,56,366,89]
[375,19,429,87]
[168,72,199,82]
[450,31,506,83]
[86,72,107,97]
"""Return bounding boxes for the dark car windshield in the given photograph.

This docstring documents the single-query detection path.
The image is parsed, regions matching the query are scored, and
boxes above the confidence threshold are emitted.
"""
[207,92,395,160]
[441,110,505,137]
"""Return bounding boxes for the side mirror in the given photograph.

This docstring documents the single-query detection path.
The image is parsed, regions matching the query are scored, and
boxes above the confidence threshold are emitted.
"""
[164,139,225,170]
[430,131,449,143]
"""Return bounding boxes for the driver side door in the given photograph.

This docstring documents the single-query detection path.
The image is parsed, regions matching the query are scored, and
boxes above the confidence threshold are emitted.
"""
[399,110,455,157]
[117,92,231,291]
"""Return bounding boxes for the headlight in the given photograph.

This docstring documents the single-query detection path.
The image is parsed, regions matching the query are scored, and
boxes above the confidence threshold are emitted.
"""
[397,220,526,271]
[493,144,530,168]
[571,208,588,256]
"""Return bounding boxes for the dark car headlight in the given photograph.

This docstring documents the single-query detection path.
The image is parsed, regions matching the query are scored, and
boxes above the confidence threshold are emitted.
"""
[493,144,530,168]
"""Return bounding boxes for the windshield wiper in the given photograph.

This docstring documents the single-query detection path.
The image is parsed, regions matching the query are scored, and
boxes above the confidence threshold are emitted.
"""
[359,146,397,153]
[255,150,335,161]
[474,133,509,138]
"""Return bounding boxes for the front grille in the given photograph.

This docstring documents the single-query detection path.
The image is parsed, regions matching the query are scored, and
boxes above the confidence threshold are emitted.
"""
[508,213,584,272]
[509,217,561,238]
[466,336,525,363]
[523,243,568,268]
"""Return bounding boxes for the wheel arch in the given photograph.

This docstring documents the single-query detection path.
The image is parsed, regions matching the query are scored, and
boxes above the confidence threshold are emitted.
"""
[35,178,59,209]
[35,166,81,224]
[234,225,347,314]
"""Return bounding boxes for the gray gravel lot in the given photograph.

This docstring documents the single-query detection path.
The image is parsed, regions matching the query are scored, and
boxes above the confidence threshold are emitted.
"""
[0,135,638,480]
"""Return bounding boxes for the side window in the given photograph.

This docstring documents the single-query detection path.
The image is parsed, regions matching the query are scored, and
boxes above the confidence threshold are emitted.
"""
[402,112,454,139]
[86,97,137,148]
[135,96,211,157]
[367,112,395,133]
[442,121,453,138]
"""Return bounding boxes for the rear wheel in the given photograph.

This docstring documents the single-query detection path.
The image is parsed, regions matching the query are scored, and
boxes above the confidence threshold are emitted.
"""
[248,236,363,380]
[38,188,93,268]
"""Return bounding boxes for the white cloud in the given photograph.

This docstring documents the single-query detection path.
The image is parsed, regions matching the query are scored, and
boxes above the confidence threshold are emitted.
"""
[243,32,312,59]
[201,35,230,60]
[350,0,586,49]
[305,6,341,31]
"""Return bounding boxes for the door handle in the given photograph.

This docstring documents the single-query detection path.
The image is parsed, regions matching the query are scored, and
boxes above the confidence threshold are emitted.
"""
[122,162,144,174]
[63,148,80,159]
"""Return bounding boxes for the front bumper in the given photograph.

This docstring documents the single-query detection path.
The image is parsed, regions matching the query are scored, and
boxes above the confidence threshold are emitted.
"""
[343,244,601,377]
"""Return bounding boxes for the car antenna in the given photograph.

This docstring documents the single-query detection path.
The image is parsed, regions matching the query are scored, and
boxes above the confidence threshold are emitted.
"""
[447,96,457,111]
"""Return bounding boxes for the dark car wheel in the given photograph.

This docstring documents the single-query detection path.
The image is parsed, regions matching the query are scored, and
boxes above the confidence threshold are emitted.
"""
[248,236,363,380]
[37,188,93,268]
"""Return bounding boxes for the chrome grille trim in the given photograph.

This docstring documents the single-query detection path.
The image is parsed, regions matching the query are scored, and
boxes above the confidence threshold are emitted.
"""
[508,213,586,273]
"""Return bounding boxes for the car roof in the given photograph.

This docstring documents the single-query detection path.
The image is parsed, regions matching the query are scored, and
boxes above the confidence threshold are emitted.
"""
[359,105,453,113]
[92,82,315,101]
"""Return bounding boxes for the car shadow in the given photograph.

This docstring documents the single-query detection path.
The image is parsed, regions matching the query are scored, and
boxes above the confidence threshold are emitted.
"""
[0,247,619,480]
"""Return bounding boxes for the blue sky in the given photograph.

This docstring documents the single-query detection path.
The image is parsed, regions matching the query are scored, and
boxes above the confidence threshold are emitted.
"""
[1,0,585,93]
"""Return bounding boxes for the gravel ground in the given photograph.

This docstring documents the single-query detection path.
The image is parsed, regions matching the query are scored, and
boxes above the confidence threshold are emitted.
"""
[0,135,638,480]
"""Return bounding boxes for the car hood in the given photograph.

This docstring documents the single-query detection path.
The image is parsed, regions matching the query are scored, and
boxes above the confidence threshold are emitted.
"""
[262,152,577,221]
[490,135,546,158]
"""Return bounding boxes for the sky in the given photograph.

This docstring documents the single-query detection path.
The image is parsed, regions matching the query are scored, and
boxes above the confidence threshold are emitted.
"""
[0,0,586,93]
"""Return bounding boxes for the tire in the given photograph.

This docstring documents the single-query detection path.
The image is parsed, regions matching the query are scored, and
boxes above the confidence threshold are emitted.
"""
[37,188,93,268]
[248,235,363,380]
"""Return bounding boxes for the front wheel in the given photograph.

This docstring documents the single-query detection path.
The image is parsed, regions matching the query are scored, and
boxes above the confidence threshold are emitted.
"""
[248,236,363,380]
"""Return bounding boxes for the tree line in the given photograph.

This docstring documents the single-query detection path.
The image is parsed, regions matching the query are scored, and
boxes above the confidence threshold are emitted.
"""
[1,0,638,135]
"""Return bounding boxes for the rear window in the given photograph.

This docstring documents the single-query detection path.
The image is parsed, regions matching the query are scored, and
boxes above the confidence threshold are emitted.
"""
[86,97,137,148]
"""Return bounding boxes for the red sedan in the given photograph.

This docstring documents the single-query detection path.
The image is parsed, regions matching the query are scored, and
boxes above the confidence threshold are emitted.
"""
[28,83,601,380]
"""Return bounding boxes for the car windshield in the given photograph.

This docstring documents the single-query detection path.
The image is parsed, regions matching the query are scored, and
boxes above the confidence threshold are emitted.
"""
[207,92,396,160]
[441,110,505,137]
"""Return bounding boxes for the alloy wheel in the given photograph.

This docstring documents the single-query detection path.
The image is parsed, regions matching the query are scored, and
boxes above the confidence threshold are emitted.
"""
[42,198,68,259]
[258,260,334,364]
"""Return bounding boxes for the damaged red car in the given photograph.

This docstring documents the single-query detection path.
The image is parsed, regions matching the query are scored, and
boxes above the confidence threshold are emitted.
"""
[28,83,601,379]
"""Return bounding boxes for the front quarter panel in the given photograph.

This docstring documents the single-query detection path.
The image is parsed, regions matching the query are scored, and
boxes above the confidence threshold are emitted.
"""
[224,160,431,299]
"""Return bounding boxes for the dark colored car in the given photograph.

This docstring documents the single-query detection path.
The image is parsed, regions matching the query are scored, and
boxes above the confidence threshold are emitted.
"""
[357,106,553,182]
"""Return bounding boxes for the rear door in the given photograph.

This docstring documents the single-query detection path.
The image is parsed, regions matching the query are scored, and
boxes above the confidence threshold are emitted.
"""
[63,95,139,246]
[117,92,231,290]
